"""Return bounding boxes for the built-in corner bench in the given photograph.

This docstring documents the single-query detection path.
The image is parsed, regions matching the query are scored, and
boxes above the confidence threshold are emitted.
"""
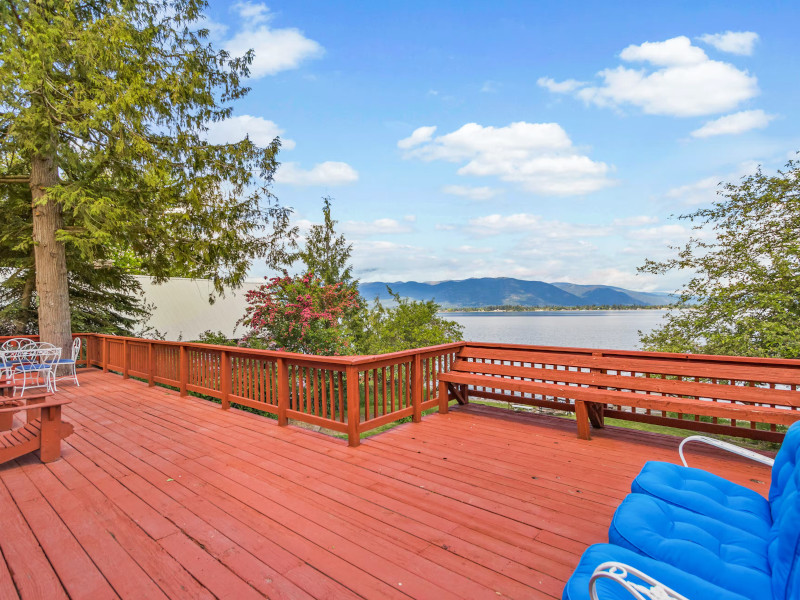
[438,343,800,442]
[0,393,74,464]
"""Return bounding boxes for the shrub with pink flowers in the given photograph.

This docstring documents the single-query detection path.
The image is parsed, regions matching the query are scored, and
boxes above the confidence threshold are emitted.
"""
[240,271,361,355]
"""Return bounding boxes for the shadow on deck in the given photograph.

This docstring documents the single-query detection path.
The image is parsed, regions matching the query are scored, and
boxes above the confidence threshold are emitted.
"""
[0,370,772,599]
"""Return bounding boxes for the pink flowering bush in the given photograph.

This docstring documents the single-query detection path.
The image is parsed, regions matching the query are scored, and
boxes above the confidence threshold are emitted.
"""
[239,271,361,355]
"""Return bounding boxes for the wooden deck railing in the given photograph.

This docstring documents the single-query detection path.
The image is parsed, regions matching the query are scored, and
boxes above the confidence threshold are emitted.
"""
[3,334,799,444]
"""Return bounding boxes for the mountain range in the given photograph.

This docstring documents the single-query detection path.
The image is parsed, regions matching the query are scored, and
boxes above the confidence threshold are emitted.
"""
[358,277,672,308]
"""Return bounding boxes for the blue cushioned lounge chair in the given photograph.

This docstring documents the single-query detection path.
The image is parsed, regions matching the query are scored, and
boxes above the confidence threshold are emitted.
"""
[630,422,800,539]
[563,543,752,600]
[607,453,800,600]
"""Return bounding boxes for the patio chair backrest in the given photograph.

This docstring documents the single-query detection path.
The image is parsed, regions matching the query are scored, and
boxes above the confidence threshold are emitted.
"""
[1,338,35,351]
[71,337,81,361]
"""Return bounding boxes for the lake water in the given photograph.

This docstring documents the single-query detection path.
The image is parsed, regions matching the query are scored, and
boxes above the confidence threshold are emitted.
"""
[444,310,670,351]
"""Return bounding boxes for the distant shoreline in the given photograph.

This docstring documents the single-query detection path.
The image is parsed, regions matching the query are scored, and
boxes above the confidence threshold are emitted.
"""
[440,305,672,313]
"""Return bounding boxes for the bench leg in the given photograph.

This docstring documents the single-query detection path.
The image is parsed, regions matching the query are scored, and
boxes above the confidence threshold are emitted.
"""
[587,402,605,429]
[0,412,13,431]
[439,379,449,414]
[39,405,64,463]
[575,401,591,440]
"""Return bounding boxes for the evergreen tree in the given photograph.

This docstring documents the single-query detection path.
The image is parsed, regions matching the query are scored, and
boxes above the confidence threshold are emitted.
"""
[0,0,293,353]
[289,196,355,290]
[639,157,800,358]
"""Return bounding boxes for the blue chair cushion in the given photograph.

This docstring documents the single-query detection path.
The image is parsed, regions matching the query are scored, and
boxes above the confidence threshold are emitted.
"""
[632,460,772,538]
[770,422,800,521]
[16,364,50,371]
[609,493,771,600]
[563,543,758,600]
[56,359,75,365]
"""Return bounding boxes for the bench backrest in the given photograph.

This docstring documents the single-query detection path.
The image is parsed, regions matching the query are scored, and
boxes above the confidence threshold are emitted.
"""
[455,346,800,410]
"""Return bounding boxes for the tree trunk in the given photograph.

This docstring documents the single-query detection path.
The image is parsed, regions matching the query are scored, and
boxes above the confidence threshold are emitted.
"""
[13,268,35,334]
[30,154,72,355]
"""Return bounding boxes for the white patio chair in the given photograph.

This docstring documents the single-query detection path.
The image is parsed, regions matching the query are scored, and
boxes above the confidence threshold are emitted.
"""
[1,337,35,351]
[13,347,61,395]
[55,337,81,387]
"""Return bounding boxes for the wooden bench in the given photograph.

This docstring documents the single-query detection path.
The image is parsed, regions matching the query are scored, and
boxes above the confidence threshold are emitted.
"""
[0,398,74,464]
[438,345,800,441]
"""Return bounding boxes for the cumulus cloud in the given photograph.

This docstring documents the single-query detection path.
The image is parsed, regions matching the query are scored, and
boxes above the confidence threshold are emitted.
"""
[400,121,613,196]
[223,3,323,78]
[342,218,415,237]
[205,115,295,149]
[690,109,775,138]
[697,31,759,55]
[541,36,758,117]
[441,185,501,201]
[397,126,437,149]
[468,213,612,238]
[275,161,358,186]
[537,77,585,93]
[664,161,760,205]
[612,215,659,227]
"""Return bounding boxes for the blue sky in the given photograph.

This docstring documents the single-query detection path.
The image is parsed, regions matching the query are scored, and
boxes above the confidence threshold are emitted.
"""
[202,0,799,292]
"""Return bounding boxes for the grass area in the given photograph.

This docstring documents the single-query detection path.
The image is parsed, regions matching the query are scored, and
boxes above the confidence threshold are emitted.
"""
[469,398,782,452]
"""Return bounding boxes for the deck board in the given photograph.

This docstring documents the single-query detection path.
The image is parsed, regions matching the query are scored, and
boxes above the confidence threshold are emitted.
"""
[0,370,773,599]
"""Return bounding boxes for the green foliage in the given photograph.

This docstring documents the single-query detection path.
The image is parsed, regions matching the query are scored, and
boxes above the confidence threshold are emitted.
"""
[0,0,295,330]
[639,157,800,358]
[287,196,355,289]
[349,290,464,354]
[240,272,361,355]
[192,330,236,346]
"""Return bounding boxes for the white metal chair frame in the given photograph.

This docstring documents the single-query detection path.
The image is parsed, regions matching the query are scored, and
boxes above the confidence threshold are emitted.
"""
[589,562,690,600]
[678,435,775,467]
[1,337,36,351]
[12,347,61,395]
[55,337,81,387]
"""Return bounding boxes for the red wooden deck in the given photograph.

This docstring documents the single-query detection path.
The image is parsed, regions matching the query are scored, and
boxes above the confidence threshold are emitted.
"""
[0,370,773,599]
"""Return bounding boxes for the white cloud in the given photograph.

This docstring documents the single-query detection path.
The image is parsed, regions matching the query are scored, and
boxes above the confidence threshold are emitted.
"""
[537,77,586,93]
[698,31,759,56]
[612,216,659,227]
[457,245,494,254]
[401,121,613,196]
[397,126,437,149]
[481,81,499,93]
[275,161,358,186]
[442,185,501,201]
[542,36,759,117]
[664,161,760,205]
[234,1,271,24]
[342,218,415,237]
[690,109,775,138]
[619,36,708,66]
[224,3,323,78]
[205,115,295,149]
[468,213,612,238]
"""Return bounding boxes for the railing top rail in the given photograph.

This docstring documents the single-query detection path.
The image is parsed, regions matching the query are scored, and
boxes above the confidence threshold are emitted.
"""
[462,340,800,368]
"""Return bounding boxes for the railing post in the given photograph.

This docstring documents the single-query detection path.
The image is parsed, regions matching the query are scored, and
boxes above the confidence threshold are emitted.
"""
[220,350,231,410]
[102,336,108,373]
[277,358,289,426]
[411,354,422,423]
[346,365,360,447]
[123,339,130,379]
[147,342,155,387]
[179,345,189,397]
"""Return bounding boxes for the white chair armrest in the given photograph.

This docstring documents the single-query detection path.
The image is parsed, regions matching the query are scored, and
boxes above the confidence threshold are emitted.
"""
[678,435,774,468]
[590,562,690,600]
